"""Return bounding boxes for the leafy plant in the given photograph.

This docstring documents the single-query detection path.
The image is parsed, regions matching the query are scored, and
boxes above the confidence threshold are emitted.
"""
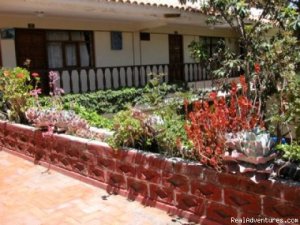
[277,143,300,162]
[0,67,38,122]
[64,103,113,130]
[108,109,156,151]
[185,76,263,171]
[155,105,191,157]
[188,40,208,63]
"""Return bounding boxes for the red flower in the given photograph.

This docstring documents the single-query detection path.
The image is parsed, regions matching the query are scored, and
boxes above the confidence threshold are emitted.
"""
[254,63,261,73]
[209,91,217,100]
[239,75,248,94]
[16,73,25,79]
[32,72,39,77]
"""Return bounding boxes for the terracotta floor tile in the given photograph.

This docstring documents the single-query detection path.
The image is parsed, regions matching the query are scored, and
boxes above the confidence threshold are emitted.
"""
[0,151,191,225]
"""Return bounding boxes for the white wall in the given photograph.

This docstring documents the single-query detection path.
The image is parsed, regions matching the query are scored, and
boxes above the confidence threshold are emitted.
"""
[94,31,134,67]
[140,34,169,65]
[0,39,17,68]
[183,35,198,64]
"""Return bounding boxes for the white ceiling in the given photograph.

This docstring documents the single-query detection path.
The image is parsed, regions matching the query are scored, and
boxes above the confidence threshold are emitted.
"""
[0,0,223,28]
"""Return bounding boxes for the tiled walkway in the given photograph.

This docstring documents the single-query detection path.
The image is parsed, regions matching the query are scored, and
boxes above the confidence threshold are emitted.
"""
[0,151,189,225]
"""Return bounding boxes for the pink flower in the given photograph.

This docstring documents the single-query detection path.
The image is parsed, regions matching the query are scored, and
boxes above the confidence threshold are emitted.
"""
[30,88,42,97]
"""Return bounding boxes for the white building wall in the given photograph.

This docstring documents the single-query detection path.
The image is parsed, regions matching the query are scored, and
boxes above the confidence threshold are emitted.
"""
[140,34,169,65]
[183,35,198,64]
[94,31,134,67]
[0,39,17,67]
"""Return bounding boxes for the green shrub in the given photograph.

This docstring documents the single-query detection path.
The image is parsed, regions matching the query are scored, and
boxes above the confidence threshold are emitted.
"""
[277,143,300,162]
[108,109,155,151]
[39,83,187,116]
[0,67,37,122]
[64,103,113,130]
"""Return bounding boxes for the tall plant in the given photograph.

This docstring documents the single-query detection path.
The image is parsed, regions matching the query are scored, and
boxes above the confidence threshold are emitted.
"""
[0,67,38,122]
[181,0,300,140]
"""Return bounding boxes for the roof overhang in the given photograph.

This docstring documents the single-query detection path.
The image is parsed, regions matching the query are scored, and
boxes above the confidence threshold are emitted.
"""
[0,0,231,30]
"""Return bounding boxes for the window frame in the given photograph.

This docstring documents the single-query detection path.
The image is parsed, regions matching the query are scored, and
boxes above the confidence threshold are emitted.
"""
[46,30,94,69]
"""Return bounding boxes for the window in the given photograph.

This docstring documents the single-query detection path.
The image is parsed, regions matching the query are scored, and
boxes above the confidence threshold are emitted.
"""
[111,31,122,50]
[199,36,224,57]
[47,31,93,69]
[140,32,150,41]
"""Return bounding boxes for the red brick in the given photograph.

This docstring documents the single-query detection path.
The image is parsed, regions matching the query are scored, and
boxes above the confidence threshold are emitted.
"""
[101,145,121,159]
[34,131,53,151]
[162,173,189,192]
[15,142,30,153]
[191,180,222,202]
[218,172,263,194]
[57,157,73,171]
[4,138,17,150]
[203,168,219,185]
[88,165,105,182]
[224,188,261,214]
[86,141,105,157]
[24,145,36,156]
[80,150,95,164]
[0,137,5,147]
[206,202,238,225]
[242,180,282,199]
[72,162,87,175]
[135,153,165,171]
[49,153,60,164]
[149,184,173,204]
[97,157,116,171]
[200,218,223,225]
[116,162,135,177]
[263,197,300,219]
[106,172,126,189]
[137,167,161,183]
[163,161,203,177]
[126,177,148,199]
[0,121,6,138]
[282,185,300,206]
[176,193,205,215]
[33,148,47,162]
[65,138,86,158]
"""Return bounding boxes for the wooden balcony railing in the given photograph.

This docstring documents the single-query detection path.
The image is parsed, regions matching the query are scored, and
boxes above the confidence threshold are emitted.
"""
[33,63,236,94]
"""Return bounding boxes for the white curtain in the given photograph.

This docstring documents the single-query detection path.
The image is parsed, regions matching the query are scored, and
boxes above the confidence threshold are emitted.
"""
[65,44,77,67]
[48,43,63,68]
[80,43,90,67]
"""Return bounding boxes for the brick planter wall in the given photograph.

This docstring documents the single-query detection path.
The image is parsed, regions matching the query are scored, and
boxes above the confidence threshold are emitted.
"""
[0,121,299,225]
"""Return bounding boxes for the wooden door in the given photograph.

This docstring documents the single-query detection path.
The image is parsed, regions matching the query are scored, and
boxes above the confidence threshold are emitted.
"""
[169,34,183,82]
[15,29,47,70]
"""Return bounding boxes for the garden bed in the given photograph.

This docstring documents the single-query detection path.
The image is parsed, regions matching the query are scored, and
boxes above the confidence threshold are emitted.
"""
[0,120,299,225]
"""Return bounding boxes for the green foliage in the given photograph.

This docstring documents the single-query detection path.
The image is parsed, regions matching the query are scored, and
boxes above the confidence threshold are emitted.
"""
[37,82,185,115]
[64,103,113,130]
[60,88,143,114]
[155,105,191,157]
[108,109,154,150]
[188,40,208,63]
[135,74,186,107]
[277,143,300,161]
[0,67,36,122]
